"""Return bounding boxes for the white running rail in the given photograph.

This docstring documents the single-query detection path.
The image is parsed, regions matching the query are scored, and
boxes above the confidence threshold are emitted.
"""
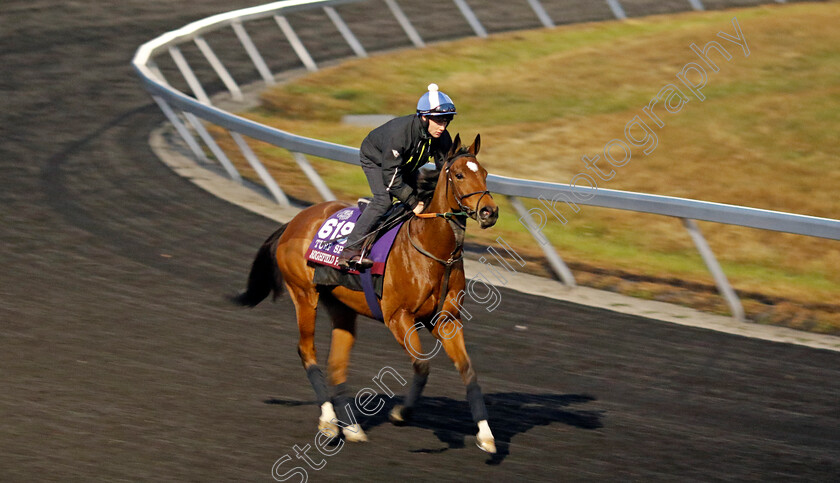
[132,0,839,321]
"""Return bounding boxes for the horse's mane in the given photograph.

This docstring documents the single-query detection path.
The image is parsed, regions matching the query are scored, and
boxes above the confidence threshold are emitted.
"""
[415,146,472,202]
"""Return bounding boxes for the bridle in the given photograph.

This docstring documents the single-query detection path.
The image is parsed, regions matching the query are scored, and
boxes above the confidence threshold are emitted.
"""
[445,152,491,220]
[415,152,491,222]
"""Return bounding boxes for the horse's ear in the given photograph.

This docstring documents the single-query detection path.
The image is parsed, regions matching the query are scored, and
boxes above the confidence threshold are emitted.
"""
[449,133,462,158]
[469,134,481,156]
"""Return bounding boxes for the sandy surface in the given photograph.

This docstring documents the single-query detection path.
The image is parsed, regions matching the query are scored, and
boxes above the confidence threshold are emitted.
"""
[2,1,838,480]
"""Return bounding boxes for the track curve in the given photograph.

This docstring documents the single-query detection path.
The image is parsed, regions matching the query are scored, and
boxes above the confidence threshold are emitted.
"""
[2,1,839,481]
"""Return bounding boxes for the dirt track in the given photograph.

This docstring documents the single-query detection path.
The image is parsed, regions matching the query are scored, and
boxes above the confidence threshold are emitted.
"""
[2,1,839,481]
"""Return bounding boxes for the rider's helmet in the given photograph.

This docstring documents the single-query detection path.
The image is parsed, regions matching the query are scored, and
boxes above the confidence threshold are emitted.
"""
[416,84,457,117]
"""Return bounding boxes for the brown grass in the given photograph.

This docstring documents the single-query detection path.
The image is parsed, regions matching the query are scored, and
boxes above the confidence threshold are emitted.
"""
[206,2,840,333]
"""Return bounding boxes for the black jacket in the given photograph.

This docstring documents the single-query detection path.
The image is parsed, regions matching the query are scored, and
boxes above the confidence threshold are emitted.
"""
[360,114,452,206]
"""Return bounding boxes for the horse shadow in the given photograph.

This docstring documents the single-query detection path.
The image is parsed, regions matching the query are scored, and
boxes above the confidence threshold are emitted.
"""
[361,392,603,464]
[265,392,602,464]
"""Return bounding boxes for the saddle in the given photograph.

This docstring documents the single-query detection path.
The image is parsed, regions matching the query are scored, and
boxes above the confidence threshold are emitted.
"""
[354,198,409,259]
[307,199,410,321]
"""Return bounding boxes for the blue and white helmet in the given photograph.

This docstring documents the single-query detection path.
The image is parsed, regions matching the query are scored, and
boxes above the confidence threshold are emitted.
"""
[416,83,457,117]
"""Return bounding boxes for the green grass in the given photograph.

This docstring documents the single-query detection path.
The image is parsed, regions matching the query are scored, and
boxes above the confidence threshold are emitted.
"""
[217,2,840,329]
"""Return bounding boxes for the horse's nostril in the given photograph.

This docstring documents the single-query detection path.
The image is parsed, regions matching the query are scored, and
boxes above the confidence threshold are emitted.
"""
[480,207,492,218]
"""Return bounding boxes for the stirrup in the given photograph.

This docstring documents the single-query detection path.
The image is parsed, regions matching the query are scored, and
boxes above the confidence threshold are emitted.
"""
[337,251,373,270]
[349,255,373,270]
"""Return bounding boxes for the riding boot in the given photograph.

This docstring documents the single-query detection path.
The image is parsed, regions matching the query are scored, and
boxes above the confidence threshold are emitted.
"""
[337,246,373,270]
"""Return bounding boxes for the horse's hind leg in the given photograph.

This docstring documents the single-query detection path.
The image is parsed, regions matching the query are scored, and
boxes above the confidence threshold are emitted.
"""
[322,294,367,442]
[432,318,496,454]
[286,284,334,436]
[386,310,432,425]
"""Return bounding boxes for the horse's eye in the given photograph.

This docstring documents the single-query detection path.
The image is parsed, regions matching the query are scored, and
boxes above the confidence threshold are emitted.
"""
[455,173,464,180]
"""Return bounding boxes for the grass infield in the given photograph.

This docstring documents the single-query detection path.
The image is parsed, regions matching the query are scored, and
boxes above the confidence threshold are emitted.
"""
[209,2,840,333]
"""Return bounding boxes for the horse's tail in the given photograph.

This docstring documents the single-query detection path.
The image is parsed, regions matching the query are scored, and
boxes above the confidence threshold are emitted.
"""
[232,224,287,307]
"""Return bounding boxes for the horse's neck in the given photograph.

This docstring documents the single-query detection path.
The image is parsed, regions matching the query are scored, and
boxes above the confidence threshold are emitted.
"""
[410,168,460,257]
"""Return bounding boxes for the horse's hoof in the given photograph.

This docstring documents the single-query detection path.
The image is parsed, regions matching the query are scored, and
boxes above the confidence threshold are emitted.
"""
[318,418,339,439]
[388,405,409,425]
[476,434,497,454]
[342,424,368,442]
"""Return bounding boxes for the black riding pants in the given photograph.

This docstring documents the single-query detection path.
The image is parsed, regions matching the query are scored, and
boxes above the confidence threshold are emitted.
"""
[344,165,394,249]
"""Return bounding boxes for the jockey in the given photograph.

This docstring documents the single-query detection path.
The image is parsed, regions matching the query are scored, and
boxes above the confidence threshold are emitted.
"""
[337,83,456,269]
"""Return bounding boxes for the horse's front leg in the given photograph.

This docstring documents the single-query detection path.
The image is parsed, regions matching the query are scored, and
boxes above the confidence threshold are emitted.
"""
[432,317,496,454]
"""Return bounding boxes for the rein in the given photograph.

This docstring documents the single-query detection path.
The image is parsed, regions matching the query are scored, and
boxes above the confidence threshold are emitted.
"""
[414,211,466,219]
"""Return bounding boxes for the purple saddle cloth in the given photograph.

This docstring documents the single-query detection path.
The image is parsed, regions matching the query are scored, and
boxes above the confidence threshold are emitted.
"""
[305,206,401,276]
[306,205,404,322]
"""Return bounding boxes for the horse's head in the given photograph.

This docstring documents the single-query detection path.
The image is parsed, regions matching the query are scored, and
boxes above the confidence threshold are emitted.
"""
[442,134,498,229]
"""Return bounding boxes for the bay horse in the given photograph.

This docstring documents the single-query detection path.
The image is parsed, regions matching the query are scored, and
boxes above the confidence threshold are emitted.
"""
[234,134,500,453]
